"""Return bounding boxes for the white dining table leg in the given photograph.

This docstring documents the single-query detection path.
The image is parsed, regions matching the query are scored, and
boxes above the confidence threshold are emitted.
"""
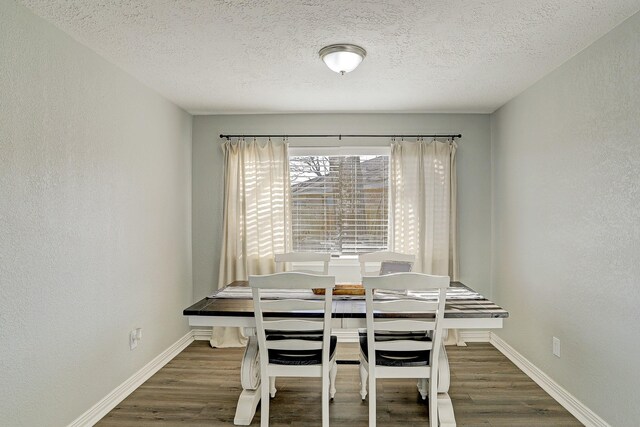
[233,331,261,425]
[437,340,457,427]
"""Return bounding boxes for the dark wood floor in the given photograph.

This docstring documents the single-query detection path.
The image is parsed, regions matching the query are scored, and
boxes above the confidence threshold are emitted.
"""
[97,341,582,426]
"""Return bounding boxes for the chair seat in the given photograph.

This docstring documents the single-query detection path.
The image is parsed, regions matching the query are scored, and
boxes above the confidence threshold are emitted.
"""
[359,332,431,367]
[267,334,337,366]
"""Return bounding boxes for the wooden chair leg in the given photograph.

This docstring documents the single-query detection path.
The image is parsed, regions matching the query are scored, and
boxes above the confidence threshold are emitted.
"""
[330,360,337,399]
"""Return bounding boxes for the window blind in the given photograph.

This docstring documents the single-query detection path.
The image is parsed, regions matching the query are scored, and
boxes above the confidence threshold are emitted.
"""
[289,155,389,256]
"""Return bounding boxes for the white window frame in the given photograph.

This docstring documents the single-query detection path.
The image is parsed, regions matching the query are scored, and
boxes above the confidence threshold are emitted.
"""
[288,145,391,260]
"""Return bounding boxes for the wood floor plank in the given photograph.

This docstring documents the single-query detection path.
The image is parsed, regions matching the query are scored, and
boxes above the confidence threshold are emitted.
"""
[97,341,582,426]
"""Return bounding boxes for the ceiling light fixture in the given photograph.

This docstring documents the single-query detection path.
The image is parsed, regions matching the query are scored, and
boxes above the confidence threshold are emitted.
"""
[319,44,366,75]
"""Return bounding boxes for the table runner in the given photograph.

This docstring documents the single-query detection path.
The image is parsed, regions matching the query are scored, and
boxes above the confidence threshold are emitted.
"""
[209,285,486,301]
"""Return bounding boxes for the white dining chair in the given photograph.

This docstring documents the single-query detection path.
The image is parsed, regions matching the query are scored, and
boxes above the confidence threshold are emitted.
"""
[250,272,337,427]
[358,251,415,277]
[271,253,332,399]
[358,272,449,427]
[275,252,331,275]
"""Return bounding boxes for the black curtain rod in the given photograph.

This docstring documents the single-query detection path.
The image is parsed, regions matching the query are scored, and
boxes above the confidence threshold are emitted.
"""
[219,133,461,140]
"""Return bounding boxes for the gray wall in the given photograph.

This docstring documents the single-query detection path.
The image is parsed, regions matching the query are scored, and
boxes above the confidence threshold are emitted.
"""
[491,12,640,427]
[0,2,192,426]
[192,113,492,300]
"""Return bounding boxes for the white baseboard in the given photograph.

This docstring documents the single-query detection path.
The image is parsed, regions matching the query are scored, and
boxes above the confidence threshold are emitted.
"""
[490,333,610,427]
[67,330,195,427]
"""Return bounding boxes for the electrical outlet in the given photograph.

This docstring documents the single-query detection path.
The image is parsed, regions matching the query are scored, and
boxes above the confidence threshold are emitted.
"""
[552,337,560,357]
[130,330,138,350]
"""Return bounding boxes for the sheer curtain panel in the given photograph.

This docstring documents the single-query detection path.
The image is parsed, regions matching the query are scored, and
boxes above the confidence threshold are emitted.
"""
[390,138,458,277]
[390,138,460,344]
[212,138,292,347]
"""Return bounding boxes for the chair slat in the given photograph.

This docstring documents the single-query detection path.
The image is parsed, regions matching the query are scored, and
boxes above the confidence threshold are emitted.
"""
[358,251,415,277]
[363,272,449,291]
[275,252,330,275]
[372,319,436,332]
[250,272,334,289]
[374,340,433,352]
[359,251,415,263]
[266,339,323,351]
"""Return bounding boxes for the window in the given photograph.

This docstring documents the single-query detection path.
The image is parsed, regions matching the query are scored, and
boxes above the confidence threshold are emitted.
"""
[289,147,389,257]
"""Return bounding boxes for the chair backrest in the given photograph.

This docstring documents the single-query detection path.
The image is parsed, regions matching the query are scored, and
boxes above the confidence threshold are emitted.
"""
[275,252,331,275]
[249,272,335,366]
[362,273,449,368]
[358,251,415,277]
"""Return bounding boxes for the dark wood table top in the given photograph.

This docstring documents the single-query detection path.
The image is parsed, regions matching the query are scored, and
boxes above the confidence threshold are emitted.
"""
[184,281,509,320]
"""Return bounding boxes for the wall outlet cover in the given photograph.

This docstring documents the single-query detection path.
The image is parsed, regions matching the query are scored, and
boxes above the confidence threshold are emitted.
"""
[130,330,138,350]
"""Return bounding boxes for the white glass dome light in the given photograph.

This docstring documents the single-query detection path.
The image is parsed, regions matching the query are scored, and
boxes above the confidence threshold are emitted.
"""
[319,44,366,75]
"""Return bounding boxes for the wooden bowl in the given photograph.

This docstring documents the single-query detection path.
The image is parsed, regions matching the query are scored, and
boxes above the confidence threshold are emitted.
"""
[313,283,364,296]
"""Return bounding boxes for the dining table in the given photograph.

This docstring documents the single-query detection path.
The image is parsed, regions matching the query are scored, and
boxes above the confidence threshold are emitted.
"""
[183,280,508,426]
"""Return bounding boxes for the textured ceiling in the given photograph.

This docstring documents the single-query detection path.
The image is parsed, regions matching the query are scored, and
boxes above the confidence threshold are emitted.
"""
[19,0,640,114]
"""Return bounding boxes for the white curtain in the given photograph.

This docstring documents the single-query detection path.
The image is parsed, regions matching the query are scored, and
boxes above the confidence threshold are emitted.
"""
[211,138,292,347]
[390,138,461,344]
